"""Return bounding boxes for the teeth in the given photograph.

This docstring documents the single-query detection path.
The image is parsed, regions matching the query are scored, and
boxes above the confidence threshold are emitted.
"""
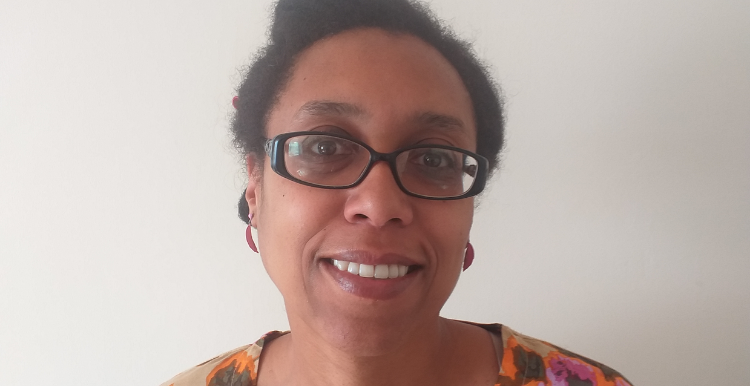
[373,264,389,279]
[359,264,375,277]
[335,260,349,271]
[388,264,399,279]
[332,260,410,279]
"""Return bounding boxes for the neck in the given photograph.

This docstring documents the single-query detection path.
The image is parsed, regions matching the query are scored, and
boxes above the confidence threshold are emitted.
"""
[259,317,493,386]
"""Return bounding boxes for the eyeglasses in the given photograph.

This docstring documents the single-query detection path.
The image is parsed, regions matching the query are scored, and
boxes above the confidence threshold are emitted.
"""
[264,132,488,200]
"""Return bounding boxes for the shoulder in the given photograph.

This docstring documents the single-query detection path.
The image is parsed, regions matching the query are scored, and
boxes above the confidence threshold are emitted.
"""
[494,324,633,386]
[463,322,633,386]
[159,331,287,386]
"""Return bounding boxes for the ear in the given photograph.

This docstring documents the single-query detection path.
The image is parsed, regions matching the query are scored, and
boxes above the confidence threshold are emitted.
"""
[245,154,262,227]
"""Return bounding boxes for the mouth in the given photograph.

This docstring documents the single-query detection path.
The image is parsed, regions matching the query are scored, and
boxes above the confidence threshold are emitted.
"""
[321,257,423,300]
[326,258,416,279]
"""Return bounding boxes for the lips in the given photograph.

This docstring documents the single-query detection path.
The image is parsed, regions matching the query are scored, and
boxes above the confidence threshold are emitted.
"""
[320,251,421,300]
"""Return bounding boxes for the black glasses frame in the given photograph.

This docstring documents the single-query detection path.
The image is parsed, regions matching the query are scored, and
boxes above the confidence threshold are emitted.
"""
[264,131,489,200]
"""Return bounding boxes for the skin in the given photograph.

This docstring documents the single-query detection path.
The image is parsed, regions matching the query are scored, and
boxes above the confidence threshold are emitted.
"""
[245,28,499,386]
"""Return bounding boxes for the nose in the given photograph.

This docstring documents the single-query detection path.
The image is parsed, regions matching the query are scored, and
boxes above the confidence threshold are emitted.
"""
[343,161,414,228]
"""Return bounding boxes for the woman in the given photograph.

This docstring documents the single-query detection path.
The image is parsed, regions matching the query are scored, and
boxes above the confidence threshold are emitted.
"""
[163,0,631,385]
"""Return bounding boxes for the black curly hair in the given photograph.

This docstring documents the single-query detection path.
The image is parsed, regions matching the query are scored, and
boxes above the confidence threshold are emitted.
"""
[233,0,505,223]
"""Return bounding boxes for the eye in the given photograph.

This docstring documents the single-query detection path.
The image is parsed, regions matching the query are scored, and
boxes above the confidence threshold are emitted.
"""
[289,134,362,162]
[421,152,446,167]
[412,149,456,169]
[303,137,356,156]
[314,139,340,155]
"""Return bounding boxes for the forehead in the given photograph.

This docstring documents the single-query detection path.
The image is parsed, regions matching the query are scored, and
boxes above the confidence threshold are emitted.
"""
[266,28,476,147]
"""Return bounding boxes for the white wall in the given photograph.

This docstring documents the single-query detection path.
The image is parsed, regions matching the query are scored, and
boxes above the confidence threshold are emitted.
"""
[1,1,747,385]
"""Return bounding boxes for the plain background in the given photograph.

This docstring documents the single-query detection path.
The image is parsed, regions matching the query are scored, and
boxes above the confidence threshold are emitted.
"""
[1,0,748,385]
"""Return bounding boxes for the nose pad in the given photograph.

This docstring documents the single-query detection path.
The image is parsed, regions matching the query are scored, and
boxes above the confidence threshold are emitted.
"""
[343,161,414,227]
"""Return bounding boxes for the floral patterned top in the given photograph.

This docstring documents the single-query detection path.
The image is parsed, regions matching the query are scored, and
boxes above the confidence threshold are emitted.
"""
[161,322,632,386]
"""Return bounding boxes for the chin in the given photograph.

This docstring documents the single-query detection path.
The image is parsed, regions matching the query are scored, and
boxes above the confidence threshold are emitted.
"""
[314,314,422,357]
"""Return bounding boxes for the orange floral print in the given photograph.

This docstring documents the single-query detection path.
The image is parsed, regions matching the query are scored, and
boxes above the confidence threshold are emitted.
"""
[206,350,257,386]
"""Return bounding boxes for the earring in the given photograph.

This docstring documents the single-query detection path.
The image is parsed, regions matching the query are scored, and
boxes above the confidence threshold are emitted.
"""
[246,213,258,253]
[463,242,474,271]
[232,96,239,110]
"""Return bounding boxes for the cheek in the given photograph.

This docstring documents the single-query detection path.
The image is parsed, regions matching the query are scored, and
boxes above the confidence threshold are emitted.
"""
[419,201,474,309]
[418,200,474,274]
[256,178,340,292]
[436,202,474,272]
[432,200,473,244]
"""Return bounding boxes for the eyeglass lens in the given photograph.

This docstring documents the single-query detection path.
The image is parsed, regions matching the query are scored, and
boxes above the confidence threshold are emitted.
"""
[283,134,479,198]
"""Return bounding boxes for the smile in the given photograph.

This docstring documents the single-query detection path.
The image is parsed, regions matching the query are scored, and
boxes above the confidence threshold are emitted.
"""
[331,259,410,279]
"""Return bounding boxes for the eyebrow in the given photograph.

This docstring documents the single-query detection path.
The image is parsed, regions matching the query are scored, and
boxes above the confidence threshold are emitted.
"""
[413,112,467,133]
[293,100,467,133]
[294,100,367,120]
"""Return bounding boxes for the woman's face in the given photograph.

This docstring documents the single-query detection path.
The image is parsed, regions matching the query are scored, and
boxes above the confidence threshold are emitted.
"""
[246,28,477,352]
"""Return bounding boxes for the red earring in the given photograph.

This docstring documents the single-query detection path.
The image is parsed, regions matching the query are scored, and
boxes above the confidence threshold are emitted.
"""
[232,96,239,110]
[246,213,258,253]
[463,242,474,271]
